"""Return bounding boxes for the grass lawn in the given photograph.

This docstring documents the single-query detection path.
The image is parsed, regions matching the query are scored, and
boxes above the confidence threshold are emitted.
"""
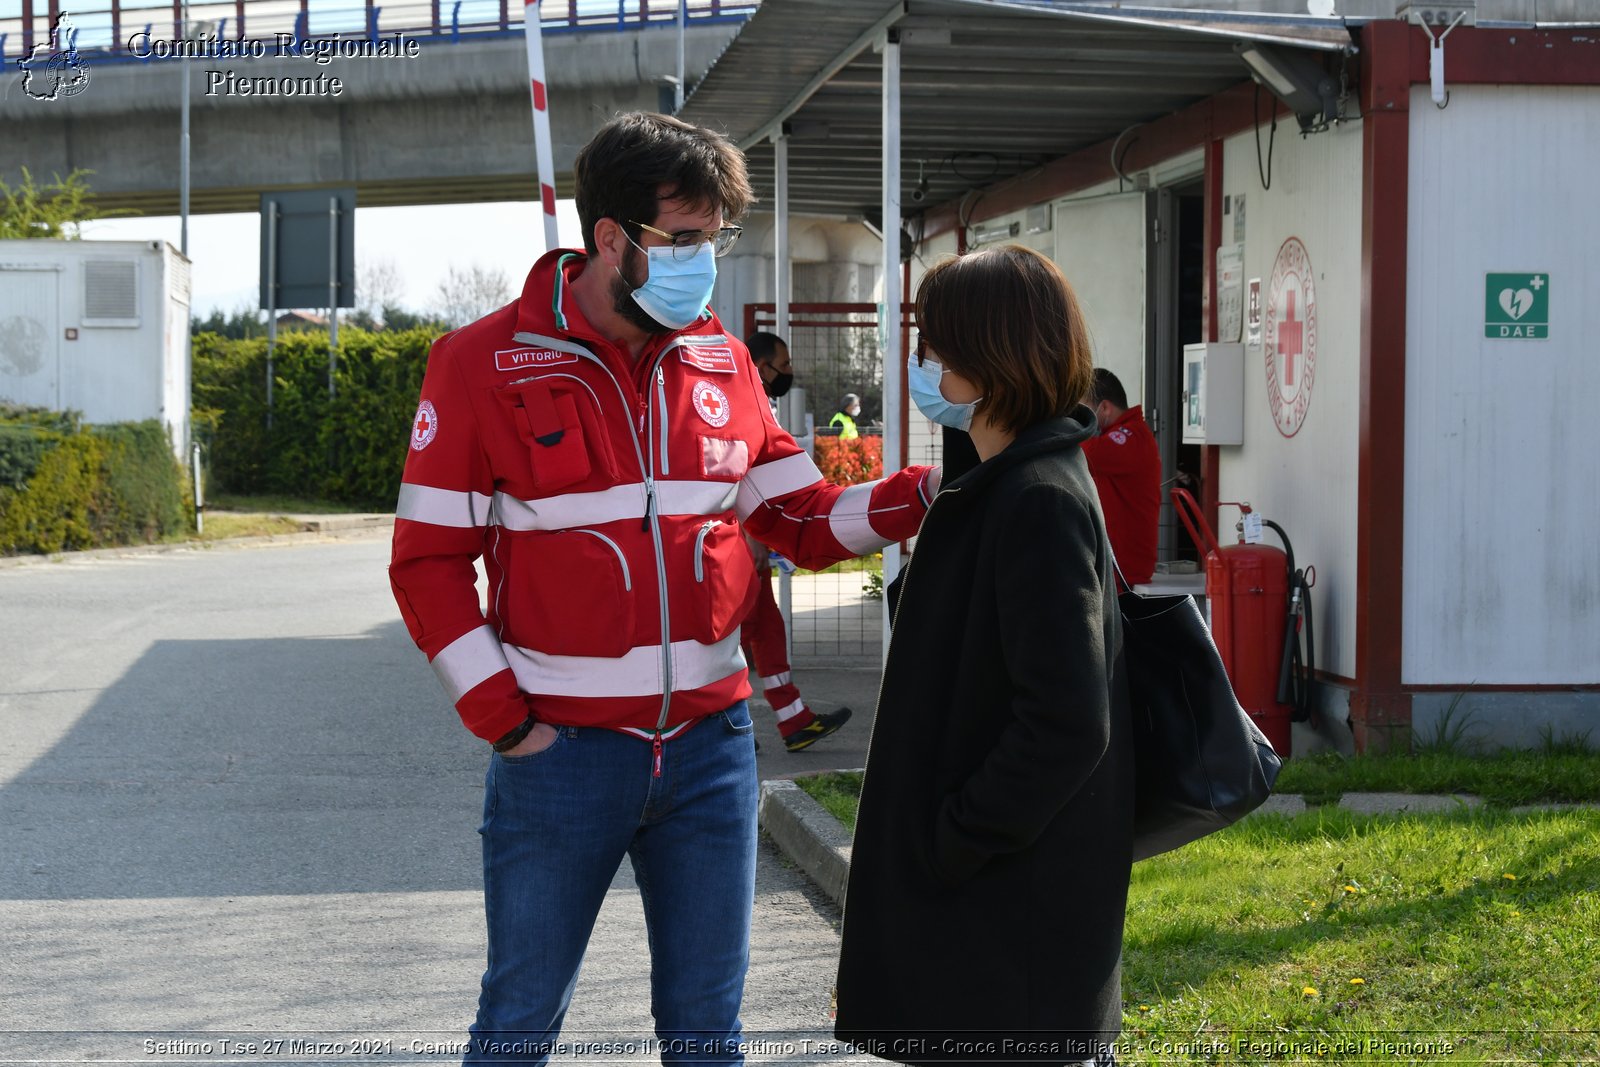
[1273,749,1600,807]
[205,493,358,515]
[798,767,1600,1062]
[797,770,864,832]
[1120,807,1600,1063]
[186,512,307,541]
[799,749,1600,820]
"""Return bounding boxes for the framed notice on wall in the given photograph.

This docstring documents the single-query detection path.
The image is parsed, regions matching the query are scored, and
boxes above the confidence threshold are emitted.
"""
[1245,278,1263,348]
[1216,243,1245,343]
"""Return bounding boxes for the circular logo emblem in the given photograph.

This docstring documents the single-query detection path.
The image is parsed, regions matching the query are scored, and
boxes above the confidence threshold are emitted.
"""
[692,380,731,428]
[46,51,92,98]
[1263,236,1318,438]
[411,400,438,451]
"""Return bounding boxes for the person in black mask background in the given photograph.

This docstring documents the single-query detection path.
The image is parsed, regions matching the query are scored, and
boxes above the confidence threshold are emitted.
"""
[741,331,854,751]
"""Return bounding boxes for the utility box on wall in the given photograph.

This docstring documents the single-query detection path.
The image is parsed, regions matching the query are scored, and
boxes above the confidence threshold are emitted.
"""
[0,239,192,457]
[1181,341,1244,446]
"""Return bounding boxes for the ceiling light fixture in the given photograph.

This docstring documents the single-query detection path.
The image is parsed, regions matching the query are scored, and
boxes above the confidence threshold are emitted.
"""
[1234,42,1339,133]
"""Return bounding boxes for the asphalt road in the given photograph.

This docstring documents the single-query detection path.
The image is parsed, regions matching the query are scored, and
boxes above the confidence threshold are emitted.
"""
[0,532,880,1065]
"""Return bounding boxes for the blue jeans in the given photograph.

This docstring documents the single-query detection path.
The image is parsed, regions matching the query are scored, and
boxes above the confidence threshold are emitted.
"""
[466,702,758,1065]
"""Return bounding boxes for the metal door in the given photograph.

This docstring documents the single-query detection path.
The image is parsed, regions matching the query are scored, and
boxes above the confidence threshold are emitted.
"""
[1145,188,1182,559]
[0,267,62,411]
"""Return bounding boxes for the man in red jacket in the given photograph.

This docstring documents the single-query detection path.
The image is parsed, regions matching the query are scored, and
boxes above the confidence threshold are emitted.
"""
[389,113,937,1064]
[1081,368,1160,587]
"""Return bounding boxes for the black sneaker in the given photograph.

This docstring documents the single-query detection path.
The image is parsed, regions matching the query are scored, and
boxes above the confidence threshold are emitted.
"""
[783,707,853,752]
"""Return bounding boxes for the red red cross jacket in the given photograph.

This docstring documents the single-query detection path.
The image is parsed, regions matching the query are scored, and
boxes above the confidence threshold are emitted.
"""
[391,249,937,744]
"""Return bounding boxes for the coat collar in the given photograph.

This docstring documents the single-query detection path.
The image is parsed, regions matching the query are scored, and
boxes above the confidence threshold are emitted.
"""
[945,406,1098,496]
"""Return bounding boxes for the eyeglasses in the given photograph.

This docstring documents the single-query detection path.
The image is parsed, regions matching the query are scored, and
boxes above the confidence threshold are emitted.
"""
[628,220,744,261]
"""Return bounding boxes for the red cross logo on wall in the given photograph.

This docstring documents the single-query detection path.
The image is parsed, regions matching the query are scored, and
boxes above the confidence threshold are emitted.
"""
[1279,290,1303,388]
[1263,237,1317,439]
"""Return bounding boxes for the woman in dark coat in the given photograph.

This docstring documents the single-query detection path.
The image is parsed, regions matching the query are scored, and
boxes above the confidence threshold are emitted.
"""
[835,245,1133,1067]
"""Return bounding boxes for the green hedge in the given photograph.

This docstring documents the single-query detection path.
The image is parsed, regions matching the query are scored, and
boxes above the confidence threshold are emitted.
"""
[0,406,189,555]
[193,327,434,508]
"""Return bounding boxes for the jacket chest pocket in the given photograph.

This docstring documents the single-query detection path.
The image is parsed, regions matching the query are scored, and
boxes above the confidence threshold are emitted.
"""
[676,519,759,645]
[496,376,620,493]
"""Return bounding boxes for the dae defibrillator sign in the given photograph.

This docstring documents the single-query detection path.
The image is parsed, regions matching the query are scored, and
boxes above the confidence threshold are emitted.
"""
[1485,273,1549,339]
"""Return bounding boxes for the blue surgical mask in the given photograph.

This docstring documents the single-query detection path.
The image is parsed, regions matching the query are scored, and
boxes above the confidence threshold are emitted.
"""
[619,236,716,331]
[907,352,982,431]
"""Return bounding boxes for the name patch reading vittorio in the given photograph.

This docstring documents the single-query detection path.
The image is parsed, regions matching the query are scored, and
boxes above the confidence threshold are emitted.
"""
[496,348,579,372]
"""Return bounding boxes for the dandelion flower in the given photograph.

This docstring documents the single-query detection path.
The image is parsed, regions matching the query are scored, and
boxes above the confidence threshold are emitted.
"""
[1138,1005,1151,1013]
[1349,978,1366,986]
[1302,986,1319,997]
[1343,885,1358,893]
[1503,873,1517,881]
[1511,910,1522,918]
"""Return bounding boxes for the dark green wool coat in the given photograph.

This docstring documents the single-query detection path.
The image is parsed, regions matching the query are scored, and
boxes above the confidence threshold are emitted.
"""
[834,409,1134,1067]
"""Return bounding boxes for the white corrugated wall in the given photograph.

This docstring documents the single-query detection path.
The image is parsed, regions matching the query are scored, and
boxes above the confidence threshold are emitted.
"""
[1403,85,1600,684]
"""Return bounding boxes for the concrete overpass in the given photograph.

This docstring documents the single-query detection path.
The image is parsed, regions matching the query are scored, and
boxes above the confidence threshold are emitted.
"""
[1,3,754,215]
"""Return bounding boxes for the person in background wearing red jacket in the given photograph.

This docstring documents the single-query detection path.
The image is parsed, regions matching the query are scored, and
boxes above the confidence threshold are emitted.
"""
[1081,368,1160,587]
[388,113,938,1065]
[743,331,853,751]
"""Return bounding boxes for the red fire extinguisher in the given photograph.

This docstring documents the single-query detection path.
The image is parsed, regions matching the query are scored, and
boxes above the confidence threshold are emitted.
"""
[1172,489,1294,755]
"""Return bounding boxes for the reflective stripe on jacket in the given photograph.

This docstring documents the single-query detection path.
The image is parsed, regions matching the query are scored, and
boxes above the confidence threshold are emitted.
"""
[391,249,937,741]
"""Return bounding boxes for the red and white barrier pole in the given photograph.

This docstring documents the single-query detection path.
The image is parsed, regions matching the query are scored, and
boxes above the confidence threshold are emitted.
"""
[523,0,560,253]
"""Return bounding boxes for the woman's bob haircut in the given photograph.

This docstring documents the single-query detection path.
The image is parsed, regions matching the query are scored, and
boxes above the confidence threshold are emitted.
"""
[914,244,1095,436]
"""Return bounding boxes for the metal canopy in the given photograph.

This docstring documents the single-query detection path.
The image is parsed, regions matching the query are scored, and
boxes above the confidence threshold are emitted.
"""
[679,0,1355,219]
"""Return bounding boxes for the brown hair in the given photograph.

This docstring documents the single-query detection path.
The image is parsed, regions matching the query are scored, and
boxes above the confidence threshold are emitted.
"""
[573,112,755,255]
[914,244,1094,435]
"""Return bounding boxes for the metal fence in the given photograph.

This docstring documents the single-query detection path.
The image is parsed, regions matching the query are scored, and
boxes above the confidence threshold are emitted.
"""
[1,0,756,62]
[743,301,915,436]
[742,301,914,662]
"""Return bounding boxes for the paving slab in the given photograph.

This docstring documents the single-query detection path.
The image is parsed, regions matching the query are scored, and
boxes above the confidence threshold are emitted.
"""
[1337,791,1483,814]
[1250,794,1308,816]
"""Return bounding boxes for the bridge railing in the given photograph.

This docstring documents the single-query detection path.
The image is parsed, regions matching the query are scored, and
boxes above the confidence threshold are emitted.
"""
[1,0,757,63]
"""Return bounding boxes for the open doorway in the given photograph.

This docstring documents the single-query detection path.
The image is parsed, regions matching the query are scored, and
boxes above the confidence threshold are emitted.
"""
[1146,182,1207,562]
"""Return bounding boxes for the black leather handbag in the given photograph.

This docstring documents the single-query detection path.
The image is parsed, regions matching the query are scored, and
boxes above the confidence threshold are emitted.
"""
[1116,563,1284,861]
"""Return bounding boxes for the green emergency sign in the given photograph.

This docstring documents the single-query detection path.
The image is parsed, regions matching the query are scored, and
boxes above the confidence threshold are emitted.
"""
[1485,273,1549,339]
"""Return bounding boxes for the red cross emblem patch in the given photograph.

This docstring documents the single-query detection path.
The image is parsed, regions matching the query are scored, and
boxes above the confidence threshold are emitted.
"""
[692,381,731,428]
[411,400,438,451]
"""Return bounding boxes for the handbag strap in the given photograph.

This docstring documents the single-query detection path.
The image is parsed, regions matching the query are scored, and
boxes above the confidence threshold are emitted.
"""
[1109,549,1138,599]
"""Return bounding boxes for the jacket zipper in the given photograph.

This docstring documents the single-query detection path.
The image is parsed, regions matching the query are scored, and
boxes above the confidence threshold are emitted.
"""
[656,366,670,477]
[573,529,631,591]
[693,520,721,583]
[544,342,670,748]
[642,349,676,770]
[513,332,679,778]
[507,372,608,420]
[490,498,507,636]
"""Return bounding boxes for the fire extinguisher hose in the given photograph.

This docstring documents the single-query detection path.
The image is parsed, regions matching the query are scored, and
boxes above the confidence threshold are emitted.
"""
[1263,519,1317,723]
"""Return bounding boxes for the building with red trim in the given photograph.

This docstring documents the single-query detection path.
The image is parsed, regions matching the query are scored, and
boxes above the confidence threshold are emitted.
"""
[684,1,1600,752]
